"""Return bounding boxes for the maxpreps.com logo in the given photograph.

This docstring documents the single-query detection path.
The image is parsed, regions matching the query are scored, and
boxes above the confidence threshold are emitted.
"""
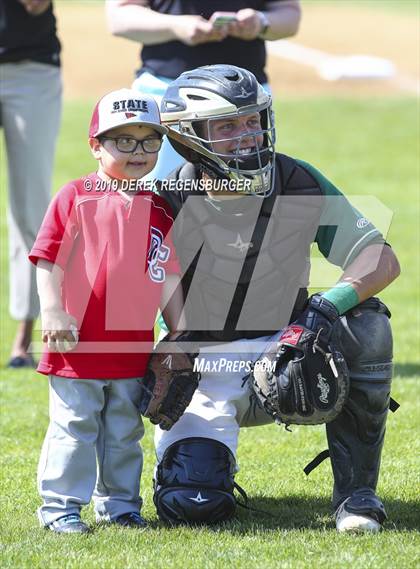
[148,227,170,283]
[193,357,276,374]
[112,99,149,119]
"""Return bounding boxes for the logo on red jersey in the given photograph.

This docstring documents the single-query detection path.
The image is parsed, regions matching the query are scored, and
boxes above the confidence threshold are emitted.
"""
[148,227,170,283]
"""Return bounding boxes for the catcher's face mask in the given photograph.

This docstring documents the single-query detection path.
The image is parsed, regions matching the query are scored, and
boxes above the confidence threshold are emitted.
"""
[161,64,276,197]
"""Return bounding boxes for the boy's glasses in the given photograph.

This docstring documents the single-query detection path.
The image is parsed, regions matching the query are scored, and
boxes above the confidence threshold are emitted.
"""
[99,136,163,154]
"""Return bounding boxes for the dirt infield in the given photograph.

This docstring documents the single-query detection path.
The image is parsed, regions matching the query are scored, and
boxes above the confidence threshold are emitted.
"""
[56,2,419,99]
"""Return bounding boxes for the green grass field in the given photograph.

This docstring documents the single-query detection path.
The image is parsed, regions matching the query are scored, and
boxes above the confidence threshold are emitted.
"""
[1,96,419,568]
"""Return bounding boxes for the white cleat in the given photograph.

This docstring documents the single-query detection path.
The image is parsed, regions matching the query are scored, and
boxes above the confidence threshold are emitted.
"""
[335,498,381,533]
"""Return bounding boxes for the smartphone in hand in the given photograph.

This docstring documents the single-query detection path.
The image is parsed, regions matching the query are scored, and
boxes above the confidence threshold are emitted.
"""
[211,12,237,27]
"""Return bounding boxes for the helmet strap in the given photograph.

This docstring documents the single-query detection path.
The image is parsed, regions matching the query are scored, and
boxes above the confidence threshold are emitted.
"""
[198,160,229,182]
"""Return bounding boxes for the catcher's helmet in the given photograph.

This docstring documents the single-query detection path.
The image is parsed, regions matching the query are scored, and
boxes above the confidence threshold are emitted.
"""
[160,64,276,196]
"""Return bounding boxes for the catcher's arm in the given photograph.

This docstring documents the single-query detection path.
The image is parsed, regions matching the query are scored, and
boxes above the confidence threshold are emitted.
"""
[138,275,198,431]
[159,274,186,334]
[336,244,400,304]
[296,245,400,338]
[139,332,200,430]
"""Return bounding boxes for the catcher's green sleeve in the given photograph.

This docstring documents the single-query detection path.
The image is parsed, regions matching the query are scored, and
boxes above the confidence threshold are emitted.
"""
[296,159,385,269]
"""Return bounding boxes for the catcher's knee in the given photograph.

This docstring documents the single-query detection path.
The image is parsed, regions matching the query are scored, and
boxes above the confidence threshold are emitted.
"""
[153,437,237,525]
[332,297,393,383]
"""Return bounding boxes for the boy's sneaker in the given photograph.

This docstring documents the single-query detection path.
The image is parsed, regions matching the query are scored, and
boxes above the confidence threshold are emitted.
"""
[335,498,381,533]
[47,514,89,534]
[113,512,148,529]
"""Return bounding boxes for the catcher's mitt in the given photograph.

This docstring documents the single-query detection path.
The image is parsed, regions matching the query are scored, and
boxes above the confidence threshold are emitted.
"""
[139,333,200,430]
[250,325,349,426]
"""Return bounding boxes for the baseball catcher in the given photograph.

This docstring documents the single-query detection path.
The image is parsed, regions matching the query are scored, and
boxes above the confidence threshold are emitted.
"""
[250,320,349,427]
[150,64,400,531]
[139,332,201,430]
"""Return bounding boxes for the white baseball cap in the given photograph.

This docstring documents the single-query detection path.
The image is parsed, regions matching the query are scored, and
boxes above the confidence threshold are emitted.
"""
[89,88,168,138]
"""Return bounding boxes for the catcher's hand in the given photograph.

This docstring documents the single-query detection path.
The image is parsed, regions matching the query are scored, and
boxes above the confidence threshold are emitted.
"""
[250,324,349,426]
[294,294,340,340]
[139,333,200,430]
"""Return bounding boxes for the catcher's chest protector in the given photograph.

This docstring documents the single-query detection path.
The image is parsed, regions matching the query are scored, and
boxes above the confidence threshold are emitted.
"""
[169,156,324,339]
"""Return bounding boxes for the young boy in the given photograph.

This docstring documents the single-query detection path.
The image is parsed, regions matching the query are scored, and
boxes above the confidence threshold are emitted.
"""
[29,88,184,533]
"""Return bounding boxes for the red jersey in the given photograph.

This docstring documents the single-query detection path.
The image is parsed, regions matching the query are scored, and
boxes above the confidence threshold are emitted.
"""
[29,172,180,379]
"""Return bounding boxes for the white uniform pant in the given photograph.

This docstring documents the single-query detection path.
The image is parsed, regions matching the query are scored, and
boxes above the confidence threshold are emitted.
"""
[155,335,278,462]
[132,72,270,182]
[0,61,62,319]
[37,376,144,526]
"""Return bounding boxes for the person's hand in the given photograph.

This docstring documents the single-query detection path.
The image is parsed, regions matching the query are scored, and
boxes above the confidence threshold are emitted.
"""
[18,0,51,16]
[227,9,263,41]
[173,15,228,46]
[293,294,340,342]
[41,309,79,353]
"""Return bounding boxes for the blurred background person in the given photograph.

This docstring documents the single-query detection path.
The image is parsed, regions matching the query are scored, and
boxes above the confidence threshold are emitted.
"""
[106,0,301,179]
[0,0,62,367]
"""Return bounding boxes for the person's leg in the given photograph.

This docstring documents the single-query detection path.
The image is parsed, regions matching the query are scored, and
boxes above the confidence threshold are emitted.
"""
[37,377,104,527]
[155,335,275,458]
[9,320,35,367]
[155,350,242,460]
[93,378,145,523]
[328,299,393,532]
[1,62,62,362]
[153,337,274,523]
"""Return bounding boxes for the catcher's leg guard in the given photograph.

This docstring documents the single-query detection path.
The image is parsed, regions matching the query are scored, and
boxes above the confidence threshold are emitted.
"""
[154,437,237,525]
[327,298,392,521]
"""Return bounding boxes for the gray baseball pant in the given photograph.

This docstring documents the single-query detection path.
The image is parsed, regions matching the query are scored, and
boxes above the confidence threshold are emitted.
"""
[37,376,144,526]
